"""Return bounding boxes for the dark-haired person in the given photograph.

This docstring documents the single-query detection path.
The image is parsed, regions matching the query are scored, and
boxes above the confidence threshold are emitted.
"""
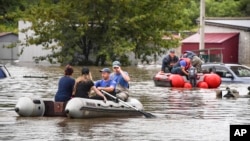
[55,65,75,102]
[72,67,107,103]
[161,50,179,73]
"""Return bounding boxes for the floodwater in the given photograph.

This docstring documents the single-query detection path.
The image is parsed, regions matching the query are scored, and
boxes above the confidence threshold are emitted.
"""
[0,62,250,141]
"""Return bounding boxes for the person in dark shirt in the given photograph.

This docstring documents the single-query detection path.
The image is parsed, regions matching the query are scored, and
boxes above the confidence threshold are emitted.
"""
[72,67,107,102]
[161,50,179,73]
[55,65,75,102]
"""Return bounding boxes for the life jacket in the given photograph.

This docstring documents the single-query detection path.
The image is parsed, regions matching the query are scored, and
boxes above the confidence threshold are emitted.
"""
[179,58,191,70]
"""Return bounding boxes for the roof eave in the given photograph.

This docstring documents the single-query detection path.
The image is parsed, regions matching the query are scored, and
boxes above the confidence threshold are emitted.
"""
[205,22,250,31]
[0,32,18,37]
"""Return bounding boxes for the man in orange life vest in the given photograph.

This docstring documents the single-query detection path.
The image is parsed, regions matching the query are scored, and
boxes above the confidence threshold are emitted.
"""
[171,57,191,76]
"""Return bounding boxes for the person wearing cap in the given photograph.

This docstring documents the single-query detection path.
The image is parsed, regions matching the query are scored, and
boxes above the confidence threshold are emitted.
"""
[72,67,107,103]
[183,51,203,73]
[110,61,130,101]
[161,49,179,73]
[55,65,75,102]
[94,68,116,99]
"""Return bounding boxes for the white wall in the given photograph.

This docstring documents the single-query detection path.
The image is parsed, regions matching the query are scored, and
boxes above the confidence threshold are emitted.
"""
[0,34,18,60]
[205,25,250,65]
[18,21,56,63]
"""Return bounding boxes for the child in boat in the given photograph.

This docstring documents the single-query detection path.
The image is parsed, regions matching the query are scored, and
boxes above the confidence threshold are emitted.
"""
[72,67,107,103]
[55,65,75,102]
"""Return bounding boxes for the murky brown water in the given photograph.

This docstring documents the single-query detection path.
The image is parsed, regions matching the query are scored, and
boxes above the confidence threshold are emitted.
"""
[0,62,250,141]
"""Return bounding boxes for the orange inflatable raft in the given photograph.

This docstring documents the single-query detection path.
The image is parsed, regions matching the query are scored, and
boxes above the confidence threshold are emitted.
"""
[153,72,221,88]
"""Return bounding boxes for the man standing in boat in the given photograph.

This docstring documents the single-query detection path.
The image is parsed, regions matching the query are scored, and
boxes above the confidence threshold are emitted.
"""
[171,57,191,76]
[161,49,179,73]
[95,68,116,99]
[110,61,130,101]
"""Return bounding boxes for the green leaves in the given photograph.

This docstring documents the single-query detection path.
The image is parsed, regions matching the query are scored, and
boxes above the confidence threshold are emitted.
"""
[206,0,242,17]
[19,0,190,65]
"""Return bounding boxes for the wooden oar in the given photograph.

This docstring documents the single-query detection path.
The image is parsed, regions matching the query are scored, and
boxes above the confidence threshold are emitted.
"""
[101,90,156,118]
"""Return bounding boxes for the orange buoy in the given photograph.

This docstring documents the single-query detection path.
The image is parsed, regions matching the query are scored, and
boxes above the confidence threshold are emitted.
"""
[197,81,208,88]
[170,74,185,87]
[204,74,221,88]
[184,82,192,88]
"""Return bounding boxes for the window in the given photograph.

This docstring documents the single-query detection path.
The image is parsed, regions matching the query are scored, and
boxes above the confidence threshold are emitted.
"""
[230,66,250,77]
[202,66,216,73]
[0,67,6,78]
[214,66,231,78]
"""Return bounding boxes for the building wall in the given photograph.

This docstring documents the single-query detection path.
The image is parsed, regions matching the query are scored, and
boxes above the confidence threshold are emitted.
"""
[181,43,199,53]
[205,25,250,64]
[182,42,224,62]
[18,21,55,63]
[182,34,239,63]
[0,34,18,60]
[221,34,239,63]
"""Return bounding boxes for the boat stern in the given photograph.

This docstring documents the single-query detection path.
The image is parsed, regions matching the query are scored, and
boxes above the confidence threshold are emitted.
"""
[15,97,45,117]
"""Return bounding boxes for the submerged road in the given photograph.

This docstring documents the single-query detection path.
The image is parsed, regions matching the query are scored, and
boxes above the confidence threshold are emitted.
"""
[0,63,249,141]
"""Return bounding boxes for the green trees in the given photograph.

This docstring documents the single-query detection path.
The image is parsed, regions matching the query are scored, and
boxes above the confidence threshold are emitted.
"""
[238,0,250,16]
[185,0,250,18]
[182,0,250,29]
[206,0,242,17]
[2,0,249,65]
[0,0,39,32]
[21,0,188,65]
[0,0,22,32]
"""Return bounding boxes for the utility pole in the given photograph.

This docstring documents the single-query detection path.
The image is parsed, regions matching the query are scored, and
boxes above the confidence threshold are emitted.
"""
[199,0,205,50]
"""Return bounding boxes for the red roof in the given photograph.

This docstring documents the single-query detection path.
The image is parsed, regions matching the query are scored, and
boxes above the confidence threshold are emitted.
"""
[181,33,239,43]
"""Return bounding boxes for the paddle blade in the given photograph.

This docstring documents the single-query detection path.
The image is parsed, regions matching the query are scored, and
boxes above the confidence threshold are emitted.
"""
[139,111,156,118]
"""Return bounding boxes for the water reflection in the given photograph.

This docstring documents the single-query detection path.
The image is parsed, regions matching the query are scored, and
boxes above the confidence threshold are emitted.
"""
[0,63,250,140]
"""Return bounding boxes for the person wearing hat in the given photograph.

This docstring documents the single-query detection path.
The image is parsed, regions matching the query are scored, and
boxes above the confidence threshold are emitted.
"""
[161,49,179,73]
[110,61,130,101]
[72,67,107,103]
[183,51,203,73]
[55,65,75,102]
[94,68,116,99]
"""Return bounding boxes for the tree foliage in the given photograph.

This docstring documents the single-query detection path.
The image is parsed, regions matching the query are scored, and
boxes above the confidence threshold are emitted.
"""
[0,0,21,32]
[2,0,249,65]
[238,0,250,16]
[0,0,37,32]
[22,0,189,65]
[206,0,243,17]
